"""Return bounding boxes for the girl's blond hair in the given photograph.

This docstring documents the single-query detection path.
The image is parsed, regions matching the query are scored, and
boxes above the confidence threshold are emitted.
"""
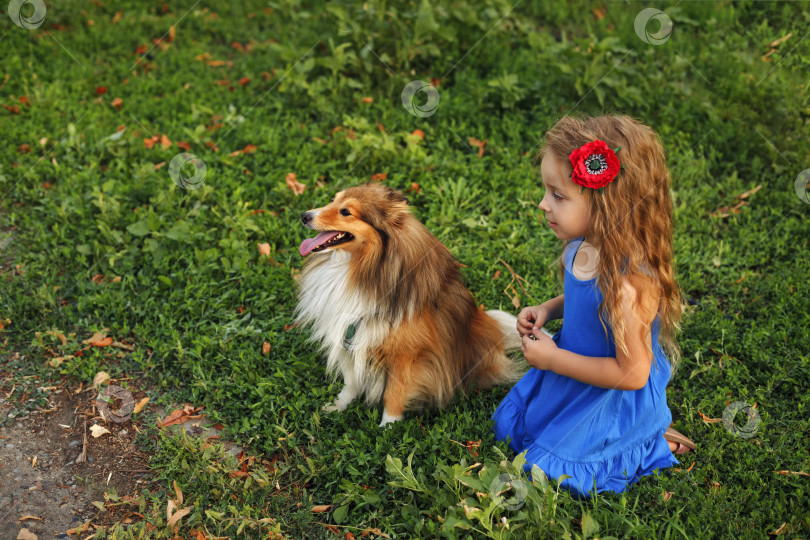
[538,114,687,374]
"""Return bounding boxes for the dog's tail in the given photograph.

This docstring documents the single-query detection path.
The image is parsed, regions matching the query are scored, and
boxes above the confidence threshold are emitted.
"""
[486,309,556,348]
[485,310,523,351]
[474,310,556,387]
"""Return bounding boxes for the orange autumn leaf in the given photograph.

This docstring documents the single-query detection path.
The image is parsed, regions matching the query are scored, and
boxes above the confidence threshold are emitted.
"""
[361,97,373,104]
[158,409,199,428]
[111,97,123,109]
[176,141,190,150]
[96,86,107,95]
[286,172,305,195]
[160,134,172,149]
[370,173,387,182]
[19,96,31,106]
[239,77,251,86]
[311,505,332,513]
[257,242,271,257]
[262,342,271,355]
[468,137,487,158]
[406,182,420,194]
[698,410,722,424]
[243,144,257,154]
[143,136,159,149]
[89,337,114,348]
[411,129,424,140]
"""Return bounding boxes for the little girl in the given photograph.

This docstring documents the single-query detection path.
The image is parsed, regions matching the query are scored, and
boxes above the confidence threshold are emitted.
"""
[492,114,695,498]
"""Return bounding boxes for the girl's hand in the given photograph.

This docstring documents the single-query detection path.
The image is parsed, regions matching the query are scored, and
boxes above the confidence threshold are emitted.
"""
[517,305,549,337]
[521,325,558,371]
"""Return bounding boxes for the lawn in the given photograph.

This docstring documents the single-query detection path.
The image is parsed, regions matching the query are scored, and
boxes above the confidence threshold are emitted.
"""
[1,0,808,538]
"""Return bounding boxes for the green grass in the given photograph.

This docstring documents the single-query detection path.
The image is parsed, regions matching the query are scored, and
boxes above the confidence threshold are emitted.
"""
[1,0,809,537]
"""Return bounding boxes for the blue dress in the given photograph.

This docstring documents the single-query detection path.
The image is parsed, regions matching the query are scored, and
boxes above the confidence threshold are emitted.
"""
[491,237,679,497]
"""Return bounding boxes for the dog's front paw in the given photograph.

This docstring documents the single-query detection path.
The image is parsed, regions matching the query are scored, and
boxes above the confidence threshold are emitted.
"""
[379,410,403,427]
[321,399,347,413]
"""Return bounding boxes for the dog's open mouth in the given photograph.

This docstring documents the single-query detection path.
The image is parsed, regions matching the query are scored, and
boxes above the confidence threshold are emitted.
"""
[299,231,354,256]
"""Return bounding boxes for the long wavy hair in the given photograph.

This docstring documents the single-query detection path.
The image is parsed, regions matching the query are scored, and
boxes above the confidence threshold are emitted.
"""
[537,114,687,374]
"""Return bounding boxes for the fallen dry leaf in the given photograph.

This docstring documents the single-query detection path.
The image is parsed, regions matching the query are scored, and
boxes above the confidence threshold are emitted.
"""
[110,340,134,351]
[262,342,271,355]
[769,522,787,536]
[167,505,192,527]
[370,173,387,182]
[411,129,424,140]
[173,479,184,505]
[468,137,487,158]
[18,515,43,522]
[360,527,391,538]
[661,491,673,501]
[91,337,114,347]
[83,329,110,345]
[93,371,111,387]
[90,424,111,438]
[48,354,75,367]
[286,172,305,195]
[698,410,722,424]
[16,528,38,540]
[111,97,123,109]
[160,134,172,149]
[312,504,332,513]
[133,397,150,414]
[257,242,271,257]
[774,470,810,477]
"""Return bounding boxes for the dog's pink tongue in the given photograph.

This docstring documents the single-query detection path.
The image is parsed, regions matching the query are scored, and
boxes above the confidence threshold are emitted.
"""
[299,231,340,256]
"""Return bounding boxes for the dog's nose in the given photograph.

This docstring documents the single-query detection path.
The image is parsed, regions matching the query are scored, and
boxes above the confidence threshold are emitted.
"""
[301,211,313,225]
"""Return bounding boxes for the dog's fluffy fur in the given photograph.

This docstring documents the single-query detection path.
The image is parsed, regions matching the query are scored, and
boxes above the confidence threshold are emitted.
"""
[295,184,525,426]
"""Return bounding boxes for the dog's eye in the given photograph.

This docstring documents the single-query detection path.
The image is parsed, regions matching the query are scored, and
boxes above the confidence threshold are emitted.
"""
[339,208,351,217]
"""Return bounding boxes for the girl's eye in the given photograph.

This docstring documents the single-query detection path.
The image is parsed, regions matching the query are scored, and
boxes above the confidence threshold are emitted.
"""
[339,208,351,217]
[553,192,564,200]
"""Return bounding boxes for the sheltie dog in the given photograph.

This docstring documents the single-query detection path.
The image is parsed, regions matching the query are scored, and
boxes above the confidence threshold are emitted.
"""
[295,183,526,426]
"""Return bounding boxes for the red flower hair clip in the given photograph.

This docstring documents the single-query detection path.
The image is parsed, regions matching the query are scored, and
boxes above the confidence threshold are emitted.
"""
[568,140,622,194]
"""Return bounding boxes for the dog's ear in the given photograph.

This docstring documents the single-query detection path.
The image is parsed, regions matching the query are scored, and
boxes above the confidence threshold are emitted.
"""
[385,189,409,206]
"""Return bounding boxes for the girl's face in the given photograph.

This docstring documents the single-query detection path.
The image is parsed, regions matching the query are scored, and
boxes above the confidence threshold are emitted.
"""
[538,152,592,242]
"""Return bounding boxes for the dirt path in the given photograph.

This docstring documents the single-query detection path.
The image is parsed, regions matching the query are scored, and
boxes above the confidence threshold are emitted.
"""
[0,383,150,539]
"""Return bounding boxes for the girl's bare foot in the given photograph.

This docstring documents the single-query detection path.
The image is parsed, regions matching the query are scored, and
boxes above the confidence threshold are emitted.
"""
[667,440,678,452]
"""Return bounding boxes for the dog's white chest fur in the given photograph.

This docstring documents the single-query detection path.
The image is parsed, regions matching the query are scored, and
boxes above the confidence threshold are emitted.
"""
[295,250,390,406]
